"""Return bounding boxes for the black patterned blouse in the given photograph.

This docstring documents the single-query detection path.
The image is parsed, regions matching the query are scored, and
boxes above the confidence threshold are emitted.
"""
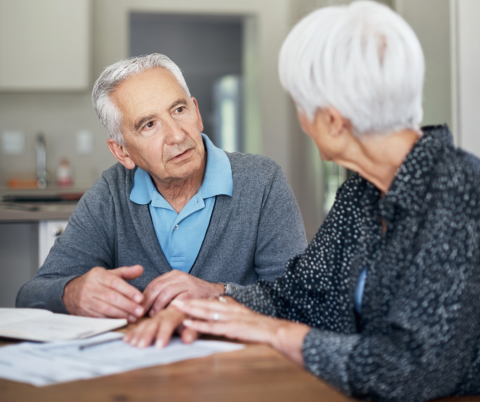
[232,125,480,402]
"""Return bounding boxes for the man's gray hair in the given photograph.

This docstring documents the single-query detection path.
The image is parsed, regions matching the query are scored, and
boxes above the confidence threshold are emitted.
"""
[92,54,191,145]
[279,1,425,137]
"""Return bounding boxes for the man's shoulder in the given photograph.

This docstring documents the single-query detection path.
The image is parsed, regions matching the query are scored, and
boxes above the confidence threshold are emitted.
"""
[226,152,283,182]
[100,162,134,183]
[82,163,135,202]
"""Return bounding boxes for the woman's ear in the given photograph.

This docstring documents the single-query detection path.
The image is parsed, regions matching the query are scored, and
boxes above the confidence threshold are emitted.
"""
[323,107,347,137]
[107,139,136,169]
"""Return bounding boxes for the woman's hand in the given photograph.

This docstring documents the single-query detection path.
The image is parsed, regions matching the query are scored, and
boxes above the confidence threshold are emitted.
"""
[171,298,311,366]
[124,306,198,348]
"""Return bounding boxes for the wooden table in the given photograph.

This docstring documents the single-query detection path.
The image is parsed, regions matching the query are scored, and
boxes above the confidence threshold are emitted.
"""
[0,327,479,402]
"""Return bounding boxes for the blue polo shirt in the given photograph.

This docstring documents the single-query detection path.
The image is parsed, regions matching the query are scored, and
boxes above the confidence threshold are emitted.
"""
[130,134,233,273]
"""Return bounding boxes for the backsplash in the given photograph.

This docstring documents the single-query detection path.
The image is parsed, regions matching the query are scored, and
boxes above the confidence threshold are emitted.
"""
[0,92,117,189]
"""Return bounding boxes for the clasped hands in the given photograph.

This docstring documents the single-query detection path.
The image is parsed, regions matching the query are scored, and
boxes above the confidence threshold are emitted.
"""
[62,264,224,334]
[63,265,310,363]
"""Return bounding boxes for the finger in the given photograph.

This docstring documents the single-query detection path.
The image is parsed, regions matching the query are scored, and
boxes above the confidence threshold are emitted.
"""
[183,319,230,336]
[133,321,159,348]
[142,277,178,313]
[155,313,183,349]
[125,319,155,346]
[142,271,191,312]
[89,296,134,320]
[141,283,163,314]
[173,298,235,312]
[112,265,144,280]
[124,317,154,342]
[100,271,144,304]
[171,299,234,320]
[179,327,198,344]
[149,286,188,316]
[172,303,227,322]
[96,287,144,317]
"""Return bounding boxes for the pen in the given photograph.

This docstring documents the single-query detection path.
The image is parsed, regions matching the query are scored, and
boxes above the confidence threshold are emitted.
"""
[79,337,123,351]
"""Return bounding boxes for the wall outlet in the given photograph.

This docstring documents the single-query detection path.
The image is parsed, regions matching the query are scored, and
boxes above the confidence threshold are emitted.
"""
[76,130,94,155]
[2,130,25,155]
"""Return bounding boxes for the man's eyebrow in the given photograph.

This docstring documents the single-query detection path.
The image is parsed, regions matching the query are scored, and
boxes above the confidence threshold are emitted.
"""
[134,115,156,132]
[169,98,188,110]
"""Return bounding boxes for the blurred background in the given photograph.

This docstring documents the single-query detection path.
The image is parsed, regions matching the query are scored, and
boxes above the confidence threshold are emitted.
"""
[0,0,479,305]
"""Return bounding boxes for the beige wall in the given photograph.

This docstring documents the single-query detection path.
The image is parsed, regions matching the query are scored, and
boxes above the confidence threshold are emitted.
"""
[395,0,452,132]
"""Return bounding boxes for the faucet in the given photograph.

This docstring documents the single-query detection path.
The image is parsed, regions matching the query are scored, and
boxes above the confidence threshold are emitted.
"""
[36,132,48,189]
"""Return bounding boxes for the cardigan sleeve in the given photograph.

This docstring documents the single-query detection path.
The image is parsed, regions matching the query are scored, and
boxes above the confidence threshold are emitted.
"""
[252,165,307,282]
[16,176,117,313]
[302,212,480,402]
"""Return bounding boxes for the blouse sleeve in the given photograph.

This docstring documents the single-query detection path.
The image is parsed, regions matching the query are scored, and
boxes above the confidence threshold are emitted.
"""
[231,174,366,330]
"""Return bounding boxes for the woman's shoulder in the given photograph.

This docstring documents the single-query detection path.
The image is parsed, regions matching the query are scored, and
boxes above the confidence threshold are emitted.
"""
[430,144,480,217]
[436,144,480,190]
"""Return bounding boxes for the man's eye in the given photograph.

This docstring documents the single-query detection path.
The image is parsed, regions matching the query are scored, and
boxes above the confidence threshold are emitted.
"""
[175,106,185,114]
[143,121,155,130]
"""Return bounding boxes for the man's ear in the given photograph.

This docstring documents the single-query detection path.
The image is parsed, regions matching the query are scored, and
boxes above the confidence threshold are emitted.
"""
[107,139,136,169]
[191,97,204,133]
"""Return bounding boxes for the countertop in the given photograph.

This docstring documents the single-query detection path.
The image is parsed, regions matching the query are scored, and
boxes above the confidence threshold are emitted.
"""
[0,186,87,222]
[0,203,78,222]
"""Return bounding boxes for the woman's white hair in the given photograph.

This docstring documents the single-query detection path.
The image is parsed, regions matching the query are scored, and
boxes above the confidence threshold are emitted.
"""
[92,54,191,145]
[279,0,425,136]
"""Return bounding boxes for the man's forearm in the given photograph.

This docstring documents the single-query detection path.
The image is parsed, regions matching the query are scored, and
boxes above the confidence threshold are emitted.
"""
[16,275,78,313]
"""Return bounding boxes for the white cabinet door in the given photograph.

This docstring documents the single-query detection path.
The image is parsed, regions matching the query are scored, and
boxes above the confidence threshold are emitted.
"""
[0,0,90,91]
[39,220,69,268]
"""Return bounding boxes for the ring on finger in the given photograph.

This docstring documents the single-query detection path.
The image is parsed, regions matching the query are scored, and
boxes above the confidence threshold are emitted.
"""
[213,311,220,321]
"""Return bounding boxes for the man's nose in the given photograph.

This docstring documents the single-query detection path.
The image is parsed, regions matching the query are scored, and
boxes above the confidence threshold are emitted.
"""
[164,120,186,145]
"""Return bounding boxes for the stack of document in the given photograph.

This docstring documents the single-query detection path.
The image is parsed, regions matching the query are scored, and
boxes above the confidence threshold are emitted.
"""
[0,332,244,386]
[0,308,127,342]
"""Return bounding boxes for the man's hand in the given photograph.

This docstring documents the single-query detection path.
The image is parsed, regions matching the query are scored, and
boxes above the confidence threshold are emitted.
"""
[142,270,225,316]
[124,306,198,348]
[63,265,145,322]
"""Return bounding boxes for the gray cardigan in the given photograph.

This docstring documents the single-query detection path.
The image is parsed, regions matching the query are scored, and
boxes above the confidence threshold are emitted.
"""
[16,152,307,313]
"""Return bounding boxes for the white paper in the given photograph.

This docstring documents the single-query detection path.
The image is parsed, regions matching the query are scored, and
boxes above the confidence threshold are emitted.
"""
[0,309,51,326]
[0,308,127,342]
[0,332,244,386]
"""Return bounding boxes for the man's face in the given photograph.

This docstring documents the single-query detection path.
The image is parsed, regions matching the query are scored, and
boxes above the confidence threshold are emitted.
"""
[110,67,205,185]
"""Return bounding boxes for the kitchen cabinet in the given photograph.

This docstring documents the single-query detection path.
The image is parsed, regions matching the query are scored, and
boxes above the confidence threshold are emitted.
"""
[38,219,68,267]
[0,198,77,307]
[0,223,38,307]
[0,0,91,91]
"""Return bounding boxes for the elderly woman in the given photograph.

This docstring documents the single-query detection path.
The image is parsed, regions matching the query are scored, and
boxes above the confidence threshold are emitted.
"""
[127,2,480,401]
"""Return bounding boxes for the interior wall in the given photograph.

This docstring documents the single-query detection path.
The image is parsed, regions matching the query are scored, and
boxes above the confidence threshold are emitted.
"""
[395,0,452,132]
[455,0,480,158]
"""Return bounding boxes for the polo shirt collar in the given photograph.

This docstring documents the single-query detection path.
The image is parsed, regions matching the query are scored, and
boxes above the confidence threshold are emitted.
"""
[130,134,232,206]
[200,134,233,199]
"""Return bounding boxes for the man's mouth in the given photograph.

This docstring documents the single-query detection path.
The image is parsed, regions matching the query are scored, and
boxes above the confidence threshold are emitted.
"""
[170,148,192,161]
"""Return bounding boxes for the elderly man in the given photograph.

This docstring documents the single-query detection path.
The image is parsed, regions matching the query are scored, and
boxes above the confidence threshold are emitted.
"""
[16,54,306,325]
